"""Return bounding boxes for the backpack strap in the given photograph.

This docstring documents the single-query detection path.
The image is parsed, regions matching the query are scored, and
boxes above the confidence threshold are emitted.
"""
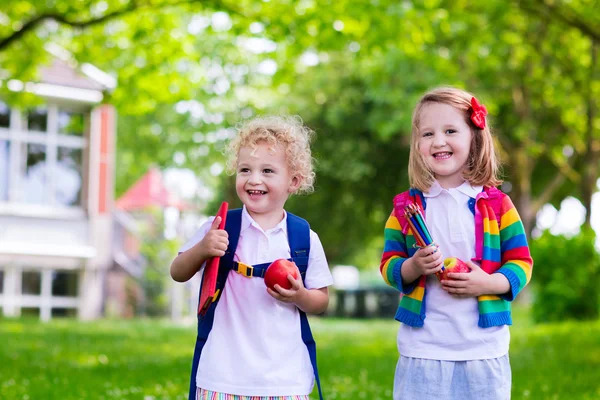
[287,212,311,274]
[188,208,242,400]
[228,212,311,279]
[286,212,323,400]
[189,210,323,400]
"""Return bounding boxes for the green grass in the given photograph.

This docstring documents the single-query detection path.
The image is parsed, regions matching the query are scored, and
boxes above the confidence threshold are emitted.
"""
[1,309,599,400]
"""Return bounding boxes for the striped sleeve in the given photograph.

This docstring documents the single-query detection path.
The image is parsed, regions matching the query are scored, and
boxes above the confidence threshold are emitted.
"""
[380,210,417,294]
[495,194,533,301]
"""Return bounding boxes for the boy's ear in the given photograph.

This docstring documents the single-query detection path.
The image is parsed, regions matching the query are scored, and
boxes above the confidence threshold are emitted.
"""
[288,175,301,193]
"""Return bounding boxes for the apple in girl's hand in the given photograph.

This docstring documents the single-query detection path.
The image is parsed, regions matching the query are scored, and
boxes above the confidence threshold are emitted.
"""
[437,257,471,281]
[264,259,300,290]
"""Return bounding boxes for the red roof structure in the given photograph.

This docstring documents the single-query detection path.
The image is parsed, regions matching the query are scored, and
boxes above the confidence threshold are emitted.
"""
[116,168,191,211]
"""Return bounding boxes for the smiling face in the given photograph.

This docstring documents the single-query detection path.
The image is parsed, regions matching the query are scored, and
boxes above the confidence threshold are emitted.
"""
[417,102,473,189]
[235,141,300,228]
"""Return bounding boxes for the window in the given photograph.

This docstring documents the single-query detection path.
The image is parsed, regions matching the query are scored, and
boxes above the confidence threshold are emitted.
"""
[27,107,48,132]
[22,271,41,295]
[58,111,85,137]
[52,271,78,297]
[0,101,9,128]
[52,308,77,318]
[23,143,47,204]
[56,147,83,206]
[21,307,40,317]
[0,140,8,201]
[0,104,87,208]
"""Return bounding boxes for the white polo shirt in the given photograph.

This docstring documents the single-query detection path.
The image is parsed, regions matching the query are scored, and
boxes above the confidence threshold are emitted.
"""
[180,206,333,396]
[397,181,510,361]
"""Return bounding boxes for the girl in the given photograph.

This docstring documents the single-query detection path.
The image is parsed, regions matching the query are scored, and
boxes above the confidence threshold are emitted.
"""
[380,87,533,400]
[171,116,333,400]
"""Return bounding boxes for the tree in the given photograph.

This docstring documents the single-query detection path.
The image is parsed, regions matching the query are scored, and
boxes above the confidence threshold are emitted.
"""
[516,0,600,228]
[2,0,598,266]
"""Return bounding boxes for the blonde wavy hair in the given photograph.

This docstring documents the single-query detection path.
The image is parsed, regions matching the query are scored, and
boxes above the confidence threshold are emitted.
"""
[225,115,316,194]
[408,86,502,192]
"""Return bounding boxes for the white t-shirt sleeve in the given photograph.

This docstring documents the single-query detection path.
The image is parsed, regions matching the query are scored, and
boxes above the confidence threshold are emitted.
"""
[304,229,334,290]
[179,216,216,254]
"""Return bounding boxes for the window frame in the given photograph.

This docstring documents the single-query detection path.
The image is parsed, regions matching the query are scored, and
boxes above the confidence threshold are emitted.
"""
[0,101,89,215]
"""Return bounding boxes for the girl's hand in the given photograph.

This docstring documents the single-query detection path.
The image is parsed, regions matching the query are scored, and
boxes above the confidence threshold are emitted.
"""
[411,245,444,277]
[197,216,229,258]
[441,261,509,297]
[267,273,308,305]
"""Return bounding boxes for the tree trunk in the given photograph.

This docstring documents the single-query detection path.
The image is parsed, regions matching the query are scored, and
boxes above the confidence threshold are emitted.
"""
[581,40,599,227]
[513,147,535,238]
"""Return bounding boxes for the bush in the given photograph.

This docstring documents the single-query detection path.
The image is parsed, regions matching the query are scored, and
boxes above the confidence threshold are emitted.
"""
[530,228,600,323]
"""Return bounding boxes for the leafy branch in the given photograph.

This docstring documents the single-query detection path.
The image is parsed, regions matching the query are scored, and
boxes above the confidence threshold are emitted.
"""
[517,0,600,41]
[0,0,242,51]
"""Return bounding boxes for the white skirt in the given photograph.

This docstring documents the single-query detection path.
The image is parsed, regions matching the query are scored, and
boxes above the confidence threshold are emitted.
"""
[393,354,511,400]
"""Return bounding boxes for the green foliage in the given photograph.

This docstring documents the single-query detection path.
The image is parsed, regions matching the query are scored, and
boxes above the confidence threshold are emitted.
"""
[267,0,600,261]
[1,0,599,265]
[138,208,180,316]
[530,228,600,323]
[2,311,600,399]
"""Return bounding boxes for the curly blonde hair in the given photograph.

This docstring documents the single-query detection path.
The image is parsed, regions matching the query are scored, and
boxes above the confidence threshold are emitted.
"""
[225,115,316,194]
[408,86,502,192]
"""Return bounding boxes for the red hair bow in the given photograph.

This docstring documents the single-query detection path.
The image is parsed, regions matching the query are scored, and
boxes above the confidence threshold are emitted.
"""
[470,97,487,129]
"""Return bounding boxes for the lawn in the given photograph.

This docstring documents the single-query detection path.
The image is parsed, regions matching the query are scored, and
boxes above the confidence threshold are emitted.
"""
[1,309,599,400]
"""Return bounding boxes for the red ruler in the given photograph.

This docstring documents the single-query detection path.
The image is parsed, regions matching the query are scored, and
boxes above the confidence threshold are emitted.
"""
[198,201,228,315]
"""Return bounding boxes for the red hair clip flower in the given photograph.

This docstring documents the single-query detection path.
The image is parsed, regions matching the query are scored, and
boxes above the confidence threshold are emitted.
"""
[470,97,488,129]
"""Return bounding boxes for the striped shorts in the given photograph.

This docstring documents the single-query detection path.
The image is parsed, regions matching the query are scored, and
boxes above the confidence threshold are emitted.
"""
[197,388,309,400]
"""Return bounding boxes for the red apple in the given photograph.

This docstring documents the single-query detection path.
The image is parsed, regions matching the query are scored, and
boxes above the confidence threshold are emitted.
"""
[436,257,471,281]
[264,259,300,291]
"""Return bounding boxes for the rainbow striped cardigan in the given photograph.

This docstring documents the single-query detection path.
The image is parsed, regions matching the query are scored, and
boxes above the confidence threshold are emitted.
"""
[380,186,533,328]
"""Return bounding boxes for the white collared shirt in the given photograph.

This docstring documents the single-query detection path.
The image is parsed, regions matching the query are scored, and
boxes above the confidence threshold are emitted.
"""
[180,206,333,395]
[397,181,510,361]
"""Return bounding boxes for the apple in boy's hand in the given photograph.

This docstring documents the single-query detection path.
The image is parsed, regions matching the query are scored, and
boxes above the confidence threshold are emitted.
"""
[437,257,471,281]
[264,259,300,290]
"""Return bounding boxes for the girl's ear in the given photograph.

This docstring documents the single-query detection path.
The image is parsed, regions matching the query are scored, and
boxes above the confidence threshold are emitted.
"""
[288,175,301,193]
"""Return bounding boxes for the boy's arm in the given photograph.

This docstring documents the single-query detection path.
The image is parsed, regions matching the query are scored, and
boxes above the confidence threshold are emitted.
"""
[170,247,210,283]
[494,195,533,301]
[268,282,329,314]
[380,211,419,293]
[294,287,329,314]
[170,217,228,282]
[271,229,331,314]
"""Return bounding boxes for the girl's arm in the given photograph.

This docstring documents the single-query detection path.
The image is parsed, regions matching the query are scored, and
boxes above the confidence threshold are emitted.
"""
[380,211,420,294]
[494,195,533,301]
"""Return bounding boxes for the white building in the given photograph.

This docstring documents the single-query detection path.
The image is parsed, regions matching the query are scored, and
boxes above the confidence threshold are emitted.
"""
[0,57,118,320]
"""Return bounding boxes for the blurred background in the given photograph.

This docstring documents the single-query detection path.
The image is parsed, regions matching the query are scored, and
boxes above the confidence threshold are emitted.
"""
[0,0,599,399]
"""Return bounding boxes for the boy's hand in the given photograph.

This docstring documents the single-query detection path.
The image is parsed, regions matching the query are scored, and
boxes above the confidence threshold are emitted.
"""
[410,245,444,277]
[267,273,308,305]
[197,216,229,258]
[441,261,510,297]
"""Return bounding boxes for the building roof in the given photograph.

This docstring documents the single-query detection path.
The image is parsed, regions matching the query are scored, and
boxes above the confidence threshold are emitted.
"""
[116,168,191,211]
[39,59,108,91]
[6,45,118,104]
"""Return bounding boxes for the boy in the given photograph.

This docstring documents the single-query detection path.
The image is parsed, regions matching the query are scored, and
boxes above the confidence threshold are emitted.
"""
[171,116,333,400]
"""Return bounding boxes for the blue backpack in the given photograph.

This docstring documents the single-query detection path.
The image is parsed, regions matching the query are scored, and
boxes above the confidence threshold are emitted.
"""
[188,208,324,400]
